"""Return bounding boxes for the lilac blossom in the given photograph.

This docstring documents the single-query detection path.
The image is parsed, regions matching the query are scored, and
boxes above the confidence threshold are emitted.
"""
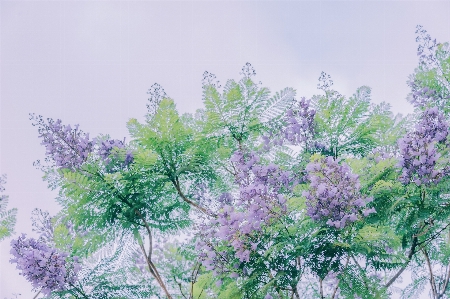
[406,85,448,109]
[98,139,125,160]
[10,234,80,296]
[398,107,449,185]
[263,97,316,150]
[31,114,93,170]
[196,150,297,273]
[303,156,375,228]
[283,97,316,146]
[98,138,134,167]
[406,26,450,108]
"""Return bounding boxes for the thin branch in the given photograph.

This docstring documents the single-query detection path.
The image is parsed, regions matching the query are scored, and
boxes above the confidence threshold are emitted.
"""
[350,253,372,294]
[438,264,450,299]
[135,209,153,260]
[173,178,216,217]
[173,276,188,299]
[438,229,450,299]
[32,289,41,299]
[417,222,450,247]
[331,255,350,299]
[319,277,324,299]
[267,271,284,299]
[68,282,89,299]
[423,248,438,299]
[190,262,201,299]
[137,232,172,299]
[385,235,418,288]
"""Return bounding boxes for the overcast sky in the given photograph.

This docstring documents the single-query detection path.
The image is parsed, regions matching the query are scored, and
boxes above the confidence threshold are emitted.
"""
[1,1,450,297]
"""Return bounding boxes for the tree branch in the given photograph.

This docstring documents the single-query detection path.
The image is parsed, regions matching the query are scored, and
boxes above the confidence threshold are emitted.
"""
[173,178,216,217]
[137,231,172,299]
[331,255,350,299]
[319,277,324,299]
[423,248,438,299]
[385,235,418,288]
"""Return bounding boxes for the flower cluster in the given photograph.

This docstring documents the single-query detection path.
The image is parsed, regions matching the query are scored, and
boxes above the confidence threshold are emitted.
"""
[196,150,297,276]
[406,86,448,108]
[398,107,449,185]
[416,25,441,69]
[263,97,316,150]
[98,139,134,167]
[10,235,80,296]
[283,97,316,145]
[303,156,375,228]
[406,26,450,108]
[31,115,93,170]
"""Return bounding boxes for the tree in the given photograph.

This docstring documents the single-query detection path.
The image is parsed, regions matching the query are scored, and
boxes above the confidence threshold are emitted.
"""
[9,27,450,299]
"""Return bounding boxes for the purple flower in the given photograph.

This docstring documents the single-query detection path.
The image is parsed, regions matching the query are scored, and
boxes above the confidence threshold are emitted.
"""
[263,97,316,150]
[304,156,375,228]
[196,150,298,273]
[10,235,80,296]
[398,108,448,185]
[31,115,93,170]
[362,207,376,217]
[98,139,135,168]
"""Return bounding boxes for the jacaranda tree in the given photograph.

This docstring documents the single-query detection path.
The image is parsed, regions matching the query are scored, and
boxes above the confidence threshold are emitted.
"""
[8,26,450,299]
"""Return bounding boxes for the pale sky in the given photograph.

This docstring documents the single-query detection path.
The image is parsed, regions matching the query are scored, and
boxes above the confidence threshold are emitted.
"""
[1,1,450,298]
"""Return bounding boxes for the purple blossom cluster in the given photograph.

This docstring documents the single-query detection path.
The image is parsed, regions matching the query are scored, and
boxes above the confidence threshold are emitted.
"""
[283,97,316,145]
[406,26,450,108]
[415,25,441,69]
[98,139,134,167]
[406,86,449,108]
[398,107,449,185]
[303,156,375,228]
[263,97,316,150]
[10,235,80,296]
[31,115,93,170]
[196,150,297,276]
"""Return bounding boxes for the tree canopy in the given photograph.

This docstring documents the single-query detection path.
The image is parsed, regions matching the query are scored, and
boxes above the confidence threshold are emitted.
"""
[7,26,450,299]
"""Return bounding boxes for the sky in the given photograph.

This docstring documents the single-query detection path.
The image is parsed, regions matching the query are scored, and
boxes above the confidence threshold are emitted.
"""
[1,0,450,298]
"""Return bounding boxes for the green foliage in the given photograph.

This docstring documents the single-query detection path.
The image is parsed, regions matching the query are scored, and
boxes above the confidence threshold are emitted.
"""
[312,86,393,158]
[22,51,450,299]
[0,189,16,241]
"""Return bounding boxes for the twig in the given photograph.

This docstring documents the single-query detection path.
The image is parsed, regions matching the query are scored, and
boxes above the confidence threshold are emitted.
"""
[319,277,324,299]
[173,276,188,299]
[385,235,418,288]
[350,254,372,294]
[417,222,450,247]
[423,248,438,299]
[173,178,216,217]
[137,232,172,299]
[32,289,41,299]
[331,255,350,299]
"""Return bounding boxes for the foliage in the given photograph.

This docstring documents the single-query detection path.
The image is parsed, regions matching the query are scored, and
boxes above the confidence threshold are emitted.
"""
[9,26,450,299]
[0,174,17,241]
